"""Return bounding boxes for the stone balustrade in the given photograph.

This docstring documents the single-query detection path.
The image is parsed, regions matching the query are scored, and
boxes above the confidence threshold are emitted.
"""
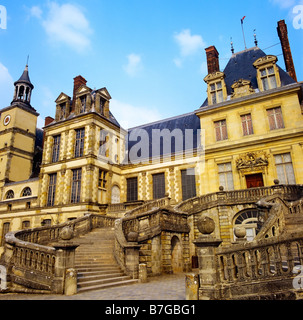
[216,232,303,299]
[0,214,116,294]
[190,193,303,300]
[176,184,303,214]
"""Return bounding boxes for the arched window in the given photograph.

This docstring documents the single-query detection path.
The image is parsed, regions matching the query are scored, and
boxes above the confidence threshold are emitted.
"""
[5,190,14,199]
[18,85,25,100]
[234,209,264,241]
[21,187,32,197]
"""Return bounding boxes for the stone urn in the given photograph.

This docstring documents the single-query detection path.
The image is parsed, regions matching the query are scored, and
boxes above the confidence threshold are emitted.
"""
[127,231,139,243]
[197,216,215,235]
[60,226,74,241]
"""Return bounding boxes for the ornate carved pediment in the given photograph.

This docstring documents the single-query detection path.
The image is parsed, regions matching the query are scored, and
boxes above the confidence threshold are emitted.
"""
[253,55,277,68]
[203,71,225,83]
[231,79,255,99]
[236,151,269,172]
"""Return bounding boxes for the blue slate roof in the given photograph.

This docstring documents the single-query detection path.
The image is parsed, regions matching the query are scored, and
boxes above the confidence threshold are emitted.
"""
[201,47,296,108]
[14,65,34,89]
[126,112,201,162]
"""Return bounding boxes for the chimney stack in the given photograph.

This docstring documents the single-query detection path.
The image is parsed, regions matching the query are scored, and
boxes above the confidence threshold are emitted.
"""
[205,46,220,75]
[277,20,297,82]
[72,75,87,110]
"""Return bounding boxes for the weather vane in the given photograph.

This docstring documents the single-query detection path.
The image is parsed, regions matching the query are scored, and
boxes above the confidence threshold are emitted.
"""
[241,16,247,50]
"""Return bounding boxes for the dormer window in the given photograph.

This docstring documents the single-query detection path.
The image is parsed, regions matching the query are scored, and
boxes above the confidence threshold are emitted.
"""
[253,55,281,92]
[59,103,66,120]
[260,66,277,90]
[204,71,227,106]
[80,95,87,114]
[210,81,224,104]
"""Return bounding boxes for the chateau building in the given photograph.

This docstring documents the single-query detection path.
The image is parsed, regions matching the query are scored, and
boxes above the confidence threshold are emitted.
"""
[0,19,302,262]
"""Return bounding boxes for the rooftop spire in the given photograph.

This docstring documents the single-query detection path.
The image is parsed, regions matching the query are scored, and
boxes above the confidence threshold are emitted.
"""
[230,37,235,54]
[11,64,35,109]
[254,29,258,47]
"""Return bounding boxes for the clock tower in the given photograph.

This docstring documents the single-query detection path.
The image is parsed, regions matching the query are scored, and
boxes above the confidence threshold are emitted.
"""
[0,64,39,186]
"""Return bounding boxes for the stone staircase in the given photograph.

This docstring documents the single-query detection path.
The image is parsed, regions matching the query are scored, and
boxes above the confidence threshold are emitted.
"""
[75,227,138,293]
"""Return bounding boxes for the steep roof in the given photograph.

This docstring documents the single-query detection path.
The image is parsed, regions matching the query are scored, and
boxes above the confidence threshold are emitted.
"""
[126,112,201,162]
[14,65,34,89]
[201,47,296,108]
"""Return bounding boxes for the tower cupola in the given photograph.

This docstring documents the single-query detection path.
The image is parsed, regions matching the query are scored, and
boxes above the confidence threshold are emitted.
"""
[11,64,35,109]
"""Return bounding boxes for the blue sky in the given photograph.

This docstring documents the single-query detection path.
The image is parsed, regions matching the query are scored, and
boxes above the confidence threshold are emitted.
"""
[0,0,302,129]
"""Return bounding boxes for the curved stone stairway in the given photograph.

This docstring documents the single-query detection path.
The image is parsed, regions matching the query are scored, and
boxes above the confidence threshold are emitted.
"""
[75,227,138,293]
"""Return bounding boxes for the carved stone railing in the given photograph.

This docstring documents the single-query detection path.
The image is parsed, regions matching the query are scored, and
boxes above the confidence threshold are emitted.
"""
[114,204,190,278]
[176,184,303,214]
[0,214,116,294]
[215,232,303,300]
[124,196,171,217]
[191,190,303,300]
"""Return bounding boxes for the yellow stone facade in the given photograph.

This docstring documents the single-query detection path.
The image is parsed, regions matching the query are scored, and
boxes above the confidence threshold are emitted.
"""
[0,20,302,260]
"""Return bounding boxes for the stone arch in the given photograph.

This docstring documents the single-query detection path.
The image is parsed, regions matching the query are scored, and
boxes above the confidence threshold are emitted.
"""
[111,185,121,204]
[233,209,263,241]
[171,235,183,273]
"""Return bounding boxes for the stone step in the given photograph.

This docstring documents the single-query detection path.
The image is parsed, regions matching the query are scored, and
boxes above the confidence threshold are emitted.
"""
[76,266,122,273]
[78,275,132,289]
[74,227,136,294]
[75,260,116,266]
[78,270,124,277]
[77,279,138,294]
[77,272,124,283]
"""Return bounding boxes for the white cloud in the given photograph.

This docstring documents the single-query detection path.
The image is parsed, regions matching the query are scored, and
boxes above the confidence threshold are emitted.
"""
[269,0,297,9]
[30,2,93,53]
[173,29,206,67]
[30,5,43,19]
[174,29,206,57]
[123,54,143,77]
[0,63,14,108]
[110,99,163,129]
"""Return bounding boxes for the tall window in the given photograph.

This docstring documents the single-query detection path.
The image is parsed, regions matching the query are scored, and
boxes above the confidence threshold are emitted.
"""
[210,81,224,104]
[59,103,66,120]
[275,153,296,185]
[71,169,82,203]
[52,135,61,163]
[218,163,234,191]
[241,114,254,136]
[127,177,138,202]
[260,66,277,91]
[99,130,109,157]
[181,168,197,201]
[153,173,166,200]
[214,120,228,141]
[99,170,107,189]
[1,222,10,246]
[267,107,284,130]
[80,95,87,113]
[47,174,57,207]
[75,128,85,158]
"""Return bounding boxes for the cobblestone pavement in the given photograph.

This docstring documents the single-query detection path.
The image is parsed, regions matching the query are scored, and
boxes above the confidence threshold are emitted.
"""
[0,274,186,300]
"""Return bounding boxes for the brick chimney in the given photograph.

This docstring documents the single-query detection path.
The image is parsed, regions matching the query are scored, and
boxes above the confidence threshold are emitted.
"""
[205,46,220,75]
[44,116,54,127]
[72,75,87,110]
[277,20,297,82]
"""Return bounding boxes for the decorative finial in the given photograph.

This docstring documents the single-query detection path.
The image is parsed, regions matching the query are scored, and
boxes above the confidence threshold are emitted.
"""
[230,37,234,54]
[26,55,29,68]
[254,29,258,47]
